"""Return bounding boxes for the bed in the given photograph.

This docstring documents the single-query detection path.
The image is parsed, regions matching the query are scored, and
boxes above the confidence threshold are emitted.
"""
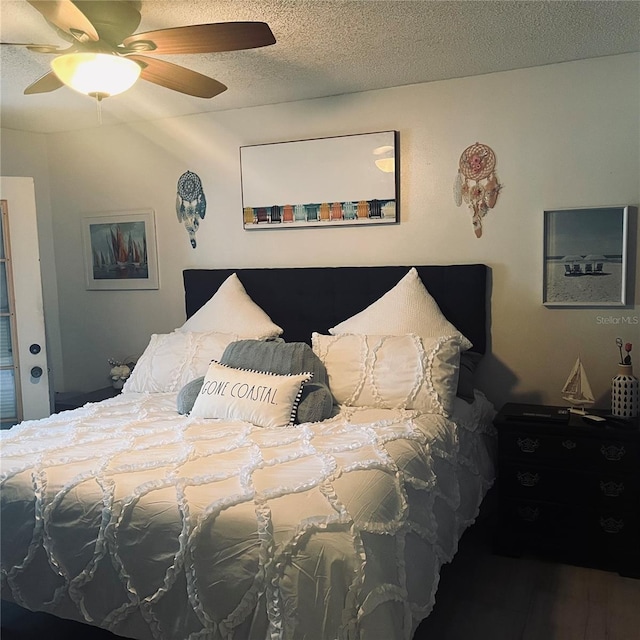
[1,264,495,640]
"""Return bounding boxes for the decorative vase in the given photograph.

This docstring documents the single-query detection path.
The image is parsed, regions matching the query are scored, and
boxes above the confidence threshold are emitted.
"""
[611,364,639,418]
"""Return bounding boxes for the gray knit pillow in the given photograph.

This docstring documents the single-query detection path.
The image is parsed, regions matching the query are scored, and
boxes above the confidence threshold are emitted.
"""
[177,340,335,423]
[177,376,205,415]
[222,339,329,385]
[294,382,335,424]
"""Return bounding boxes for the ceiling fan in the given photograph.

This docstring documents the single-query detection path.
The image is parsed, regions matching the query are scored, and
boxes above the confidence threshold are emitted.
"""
[3,0,276,100]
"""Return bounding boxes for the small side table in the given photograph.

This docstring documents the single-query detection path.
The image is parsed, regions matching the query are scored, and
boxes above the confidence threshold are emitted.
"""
[494,402,640,578]
[54,386,120,412]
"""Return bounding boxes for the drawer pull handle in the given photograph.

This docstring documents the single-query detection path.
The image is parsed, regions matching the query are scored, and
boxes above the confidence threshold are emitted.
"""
[517,471,540,487]
[517,437,540,453]
[562,439,577,450]
[599,481,625,497]
[600,444,626,461]
[516,506,540,522]
[599,517,624,534]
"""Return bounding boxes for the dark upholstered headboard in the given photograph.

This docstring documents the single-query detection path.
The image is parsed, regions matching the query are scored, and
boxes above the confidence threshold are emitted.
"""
[183,264,489,354]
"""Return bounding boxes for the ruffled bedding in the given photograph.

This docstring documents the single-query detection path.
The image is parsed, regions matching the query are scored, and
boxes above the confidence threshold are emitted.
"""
[1,391,495,640]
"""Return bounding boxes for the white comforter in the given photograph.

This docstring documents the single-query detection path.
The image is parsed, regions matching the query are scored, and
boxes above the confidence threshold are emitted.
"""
[1,392,495,640]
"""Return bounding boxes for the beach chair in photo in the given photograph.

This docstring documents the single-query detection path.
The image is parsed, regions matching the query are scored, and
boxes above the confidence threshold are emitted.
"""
[585,263,593,274]
[572,264,582,275]
[595,263,604,274]
[564,264,572,276]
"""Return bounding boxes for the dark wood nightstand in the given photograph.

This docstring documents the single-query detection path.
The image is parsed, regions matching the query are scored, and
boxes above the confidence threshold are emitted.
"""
[494,402,640,578]
[54,386,120,412]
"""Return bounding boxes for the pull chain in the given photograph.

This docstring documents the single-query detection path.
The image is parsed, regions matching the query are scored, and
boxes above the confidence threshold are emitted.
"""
[90,93,107,125]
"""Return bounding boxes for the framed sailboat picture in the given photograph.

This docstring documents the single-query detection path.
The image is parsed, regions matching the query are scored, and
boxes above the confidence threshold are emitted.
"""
[543,205,631,307]
[82,210,159,290]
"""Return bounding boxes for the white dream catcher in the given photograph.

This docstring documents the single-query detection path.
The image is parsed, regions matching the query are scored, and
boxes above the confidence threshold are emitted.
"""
[453,142,502,238]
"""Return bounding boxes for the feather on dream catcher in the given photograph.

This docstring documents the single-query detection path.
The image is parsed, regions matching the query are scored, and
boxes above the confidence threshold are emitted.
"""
[176,170,207,248]
[453,142,502,238]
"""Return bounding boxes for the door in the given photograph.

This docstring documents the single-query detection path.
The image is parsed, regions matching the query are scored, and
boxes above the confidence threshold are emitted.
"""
[0,177,51,426]
[0,199,22,426]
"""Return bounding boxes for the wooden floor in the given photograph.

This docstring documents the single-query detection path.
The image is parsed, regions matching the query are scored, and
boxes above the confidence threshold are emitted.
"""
[415,508,640,640]
[2,503,639,640]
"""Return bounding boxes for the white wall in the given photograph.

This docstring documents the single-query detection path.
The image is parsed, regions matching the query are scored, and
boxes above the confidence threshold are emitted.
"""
[6,54,640,409]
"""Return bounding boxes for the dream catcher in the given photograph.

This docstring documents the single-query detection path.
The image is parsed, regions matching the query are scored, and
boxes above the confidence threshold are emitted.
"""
[454,142,502,238]
[176,170,207,248]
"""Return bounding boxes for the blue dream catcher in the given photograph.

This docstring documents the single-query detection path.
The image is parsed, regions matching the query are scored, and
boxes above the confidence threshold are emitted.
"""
[176,170,206,248]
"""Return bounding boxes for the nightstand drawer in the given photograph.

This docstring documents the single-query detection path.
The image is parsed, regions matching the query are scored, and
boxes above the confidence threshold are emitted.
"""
[592,439,638,469]
[499,430,638,471]
[502,499,577,535]
[500,463,639,509]
[500,499,640,571]
[589,474,639,508]
[55,387,120,412]
[503,499,638,537]
[500,463,577,503]
[499,431,586,463]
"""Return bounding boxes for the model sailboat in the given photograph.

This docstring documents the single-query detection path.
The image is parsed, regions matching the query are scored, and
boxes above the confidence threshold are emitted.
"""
[562,356,595,414]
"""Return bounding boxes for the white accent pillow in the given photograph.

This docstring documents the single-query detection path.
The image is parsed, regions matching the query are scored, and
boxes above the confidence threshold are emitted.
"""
[329,267,472,350]
[190,361,312,428]
[123,331,240,393]
[178,273,283,339]
[312,332,461,416]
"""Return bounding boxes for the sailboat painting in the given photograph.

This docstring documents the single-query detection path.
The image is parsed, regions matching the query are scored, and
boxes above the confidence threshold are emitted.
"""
[82,210,159,290]
[562,356,595,414]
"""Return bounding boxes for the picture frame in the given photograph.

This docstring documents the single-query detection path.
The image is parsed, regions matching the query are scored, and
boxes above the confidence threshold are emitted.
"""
[82,209,159,290]
[543,206,629,307]
[240,131,398,229]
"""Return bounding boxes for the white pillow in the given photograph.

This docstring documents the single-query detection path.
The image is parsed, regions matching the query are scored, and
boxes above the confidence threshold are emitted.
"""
[123,331,240,393]
[329,267,472,350]
[178,273,283,339]
[312,332,461,416]
[190,360,312,428]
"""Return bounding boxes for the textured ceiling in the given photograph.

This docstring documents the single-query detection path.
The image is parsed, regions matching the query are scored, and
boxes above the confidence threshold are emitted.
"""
[1,1,638,134]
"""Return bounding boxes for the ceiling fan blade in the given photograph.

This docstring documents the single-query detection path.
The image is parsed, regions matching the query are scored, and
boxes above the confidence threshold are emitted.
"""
[27,43,76,54]
[0,43,63,53]
[27,43,68,53]
[72,1,142,47]
[24,71,64,95]
[27,0,99,43]
[127,55,227,98]
[123,22,275,55]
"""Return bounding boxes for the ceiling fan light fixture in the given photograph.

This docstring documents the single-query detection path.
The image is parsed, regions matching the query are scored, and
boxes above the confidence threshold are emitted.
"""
[50,53,141,98]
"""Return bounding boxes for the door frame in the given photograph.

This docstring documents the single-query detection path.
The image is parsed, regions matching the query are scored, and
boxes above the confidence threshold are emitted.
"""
[0,199,23,424]
[0,178,51,420]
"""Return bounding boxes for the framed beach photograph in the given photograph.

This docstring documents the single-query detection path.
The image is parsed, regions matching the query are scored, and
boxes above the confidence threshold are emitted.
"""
[543,206,629,307]
[82,210,159,290]
[240,131,398,229]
